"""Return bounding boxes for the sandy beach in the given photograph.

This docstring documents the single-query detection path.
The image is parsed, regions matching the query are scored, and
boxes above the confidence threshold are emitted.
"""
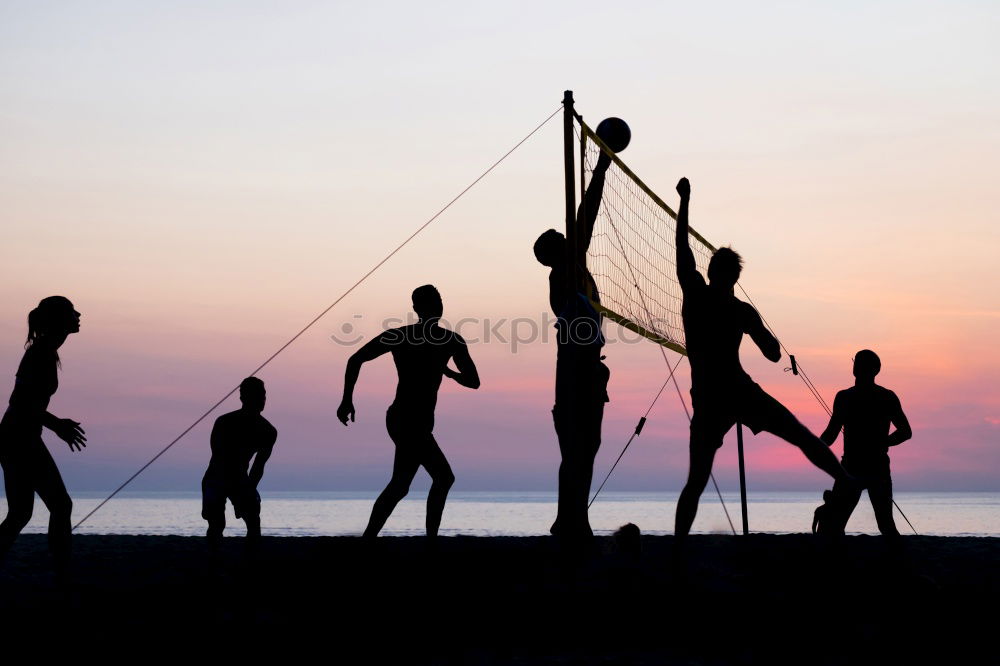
[1,534,995,663]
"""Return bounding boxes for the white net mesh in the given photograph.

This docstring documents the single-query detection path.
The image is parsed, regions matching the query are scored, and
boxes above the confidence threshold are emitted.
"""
[581,122,715,353]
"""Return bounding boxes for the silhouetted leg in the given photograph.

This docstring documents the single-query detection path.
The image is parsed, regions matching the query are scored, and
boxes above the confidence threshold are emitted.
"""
[868,476,900,538]
[675,421,725,538]
[584,359,610,533]
[552,402,596,540]
[761,401,848,482]
[573,400,605,539]
[206,516,225,544]
[236,488,262,544]
[829,474,863,535]
[364,446,420,539]
[244,514,261,542]
[202,477,226,546]
[420,435,455,538]
[32,444,72,575]
[551,404,572,536]
[0,450,35,561]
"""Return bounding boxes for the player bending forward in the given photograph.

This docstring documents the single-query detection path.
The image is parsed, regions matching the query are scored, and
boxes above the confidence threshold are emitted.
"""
[672,177,854,537]
[201,377,277,546]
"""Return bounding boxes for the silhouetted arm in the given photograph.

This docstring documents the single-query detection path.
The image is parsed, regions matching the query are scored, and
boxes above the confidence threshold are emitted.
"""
[674,178,702,291]
[443,338,480,389]
[576,152,612,260]
[43,411,86,452]
[745,304,781,363]
[337,333,392,425]
[249,427,277,487]
[42,411,60,430]
[886,392,912,447]
[821,393,846,446]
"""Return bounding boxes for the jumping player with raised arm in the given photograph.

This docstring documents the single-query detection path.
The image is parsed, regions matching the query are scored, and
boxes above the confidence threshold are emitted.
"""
[672,177,853,537]
[337,285,479,539]
[819,350,911,537]
[533,149,612,541]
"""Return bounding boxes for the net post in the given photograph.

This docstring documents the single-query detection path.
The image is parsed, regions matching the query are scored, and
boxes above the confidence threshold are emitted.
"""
[736,421,749,535]
[563,91,578,295]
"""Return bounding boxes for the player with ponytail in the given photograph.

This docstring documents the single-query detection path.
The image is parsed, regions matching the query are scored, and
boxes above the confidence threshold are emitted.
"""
[0,296,86,575]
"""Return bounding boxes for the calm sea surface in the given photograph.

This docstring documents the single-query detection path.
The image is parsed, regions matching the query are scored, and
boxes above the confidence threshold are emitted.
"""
[2,491,997,537]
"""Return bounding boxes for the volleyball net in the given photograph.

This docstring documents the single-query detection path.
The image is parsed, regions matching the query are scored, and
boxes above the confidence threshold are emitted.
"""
[578,120,717,355]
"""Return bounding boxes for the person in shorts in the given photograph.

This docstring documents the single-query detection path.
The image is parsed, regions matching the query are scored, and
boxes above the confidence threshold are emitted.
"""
[818,350,911,537]
[337,285,480,540]
[202,377,277,546]
[672,177,854,537]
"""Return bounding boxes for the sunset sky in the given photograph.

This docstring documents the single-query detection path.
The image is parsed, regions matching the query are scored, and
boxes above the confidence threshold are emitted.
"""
[1,1,997,494]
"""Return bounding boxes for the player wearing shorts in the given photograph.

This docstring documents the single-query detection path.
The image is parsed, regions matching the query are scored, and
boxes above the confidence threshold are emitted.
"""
[819,350,911,537]
[672,177,853,537]
[201,377,277,546]
[533,148,612,541]
[337,285,480,539]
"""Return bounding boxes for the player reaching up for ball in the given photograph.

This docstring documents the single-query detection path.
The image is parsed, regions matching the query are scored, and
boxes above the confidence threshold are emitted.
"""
[532,117,627,542]
[672,177,855,538]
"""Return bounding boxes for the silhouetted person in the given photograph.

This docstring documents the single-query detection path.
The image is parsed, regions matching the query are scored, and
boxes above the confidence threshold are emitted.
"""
[819,350,911,537]
[337,285,480,539]
[812,489,837,535]
[201,377,277,546]
[534,150,612,541]
[672,178,854,537]
[0,296,86,575]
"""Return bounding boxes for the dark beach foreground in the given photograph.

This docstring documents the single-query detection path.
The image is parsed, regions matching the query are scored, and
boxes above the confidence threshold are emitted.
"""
[1,534,996,663]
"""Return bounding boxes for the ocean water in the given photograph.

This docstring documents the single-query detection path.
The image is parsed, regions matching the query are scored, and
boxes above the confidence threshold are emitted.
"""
[2,491,997,537]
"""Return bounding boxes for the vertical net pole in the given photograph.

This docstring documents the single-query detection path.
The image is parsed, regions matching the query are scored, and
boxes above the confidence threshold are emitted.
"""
[561,91,580,523]
[736,421,749,535]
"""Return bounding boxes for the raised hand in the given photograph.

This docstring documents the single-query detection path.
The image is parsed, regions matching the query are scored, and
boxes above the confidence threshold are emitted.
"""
[56,418,87,451]
[676,177,690,200]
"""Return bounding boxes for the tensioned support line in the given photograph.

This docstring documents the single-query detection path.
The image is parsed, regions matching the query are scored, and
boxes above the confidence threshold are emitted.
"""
[73,105,564,531]
[588,354,681,509]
